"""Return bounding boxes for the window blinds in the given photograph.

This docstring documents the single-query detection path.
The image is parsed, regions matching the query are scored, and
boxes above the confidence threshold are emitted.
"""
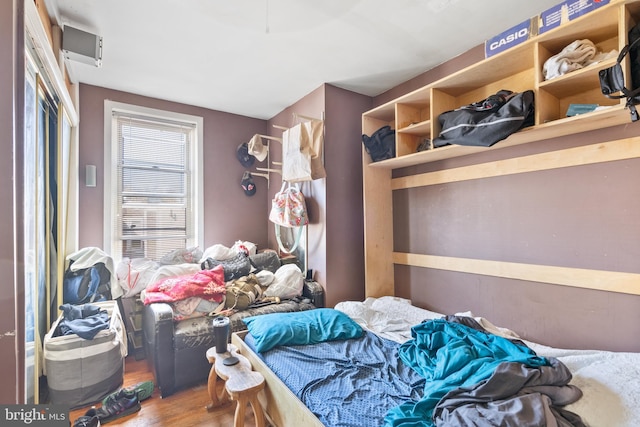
[114,113,196,260]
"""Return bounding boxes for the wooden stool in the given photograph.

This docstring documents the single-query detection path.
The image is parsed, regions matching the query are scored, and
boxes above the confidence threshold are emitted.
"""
[206,345,266,427]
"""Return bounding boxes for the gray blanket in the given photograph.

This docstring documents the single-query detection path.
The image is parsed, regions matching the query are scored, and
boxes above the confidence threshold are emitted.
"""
[433,358,586,427]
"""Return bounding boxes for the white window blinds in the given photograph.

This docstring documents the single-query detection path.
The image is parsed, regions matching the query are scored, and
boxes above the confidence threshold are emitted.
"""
[113,112,196,260]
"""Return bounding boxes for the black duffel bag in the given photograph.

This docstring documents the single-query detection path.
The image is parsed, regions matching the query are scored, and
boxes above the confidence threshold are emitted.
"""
[433,89,535,148]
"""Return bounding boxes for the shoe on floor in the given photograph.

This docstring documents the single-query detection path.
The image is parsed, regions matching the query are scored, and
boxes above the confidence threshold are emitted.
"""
[73,407,101,427]
[95,393,141,424]
[102,380,154,407]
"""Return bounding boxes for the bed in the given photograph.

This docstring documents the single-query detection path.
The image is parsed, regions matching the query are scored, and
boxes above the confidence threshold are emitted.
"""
[231,296,640,427]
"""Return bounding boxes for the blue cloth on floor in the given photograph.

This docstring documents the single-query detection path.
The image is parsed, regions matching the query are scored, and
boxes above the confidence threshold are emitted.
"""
[58,303,110,340]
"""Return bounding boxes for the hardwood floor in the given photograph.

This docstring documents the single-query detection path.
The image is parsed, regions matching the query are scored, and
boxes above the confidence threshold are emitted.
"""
[69,356,260,426]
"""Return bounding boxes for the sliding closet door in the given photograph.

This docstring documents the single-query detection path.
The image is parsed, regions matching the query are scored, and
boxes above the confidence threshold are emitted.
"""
[22,0,79,404]
[23,52,66,404]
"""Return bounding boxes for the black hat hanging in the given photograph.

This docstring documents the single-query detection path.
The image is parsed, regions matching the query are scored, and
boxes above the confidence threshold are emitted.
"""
[236,142,255,168]
[241,171,256,196]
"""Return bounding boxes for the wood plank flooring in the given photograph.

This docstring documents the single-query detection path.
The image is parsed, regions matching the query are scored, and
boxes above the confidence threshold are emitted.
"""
[69,356,260,426]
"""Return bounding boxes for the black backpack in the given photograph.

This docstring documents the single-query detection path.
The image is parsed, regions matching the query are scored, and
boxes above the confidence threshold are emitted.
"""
[362,125,396,162]
[599,22,640,121]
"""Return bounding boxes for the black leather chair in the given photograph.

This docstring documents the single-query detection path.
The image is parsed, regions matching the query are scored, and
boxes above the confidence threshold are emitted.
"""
[142,280,324,397]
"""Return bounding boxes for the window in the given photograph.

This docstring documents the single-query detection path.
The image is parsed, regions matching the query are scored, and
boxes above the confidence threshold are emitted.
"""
[104,101,203,262]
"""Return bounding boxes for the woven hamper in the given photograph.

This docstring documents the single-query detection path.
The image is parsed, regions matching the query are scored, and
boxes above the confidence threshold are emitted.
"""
[44,300,127,408]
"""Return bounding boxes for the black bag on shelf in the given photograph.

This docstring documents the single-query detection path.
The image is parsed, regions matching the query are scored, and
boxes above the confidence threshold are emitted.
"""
[362,125,396,162]
[433,90,535,148]
[599,22,640,122]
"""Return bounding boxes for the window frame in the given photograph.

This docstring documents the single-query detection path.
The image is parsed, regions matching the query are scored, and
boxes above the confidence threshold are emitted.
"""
[103,100,204,262]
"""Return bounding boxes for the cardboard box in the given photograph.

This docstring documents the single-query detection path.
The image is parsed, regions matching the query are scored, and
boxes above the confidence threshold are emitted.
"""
[485,18,537,58]
[538,0,611,34]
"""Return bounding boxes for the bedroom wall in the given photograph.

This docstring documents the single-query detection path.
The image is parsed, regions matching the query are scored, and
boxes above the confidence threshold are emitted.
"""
[77,84,271,252]
[266,84,371,307]
[324,84,370,305]
[372,45,640,352]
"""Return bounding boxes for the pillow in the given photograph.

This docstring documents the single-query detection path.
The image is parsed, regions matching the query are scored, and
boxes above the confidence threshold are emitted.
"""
[243,308,363,353]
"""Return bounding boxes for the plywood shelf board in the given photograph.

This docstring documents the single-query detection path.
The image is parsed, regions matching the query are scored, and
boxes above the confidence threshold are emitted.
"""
[369,105,629,170]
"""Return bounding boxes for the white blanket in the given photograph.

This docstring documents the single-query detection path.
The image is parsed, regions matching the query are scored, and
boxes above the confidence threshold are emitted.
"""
[335,296,640,427]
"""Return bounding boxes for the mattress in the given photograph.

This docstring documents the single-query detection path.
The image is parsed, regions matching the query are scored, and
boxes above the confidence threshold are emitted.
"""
[335,296,640,427]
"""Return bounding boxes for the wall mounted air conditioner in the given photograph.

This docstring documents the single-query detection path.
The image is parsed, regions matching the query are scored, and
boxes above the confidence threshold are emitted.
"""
[62,25,102,67]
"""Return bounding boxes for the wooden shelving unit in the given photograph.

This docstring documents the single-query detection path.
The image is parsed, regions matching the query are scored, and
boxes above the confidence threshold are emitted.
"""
[361,0,640,297]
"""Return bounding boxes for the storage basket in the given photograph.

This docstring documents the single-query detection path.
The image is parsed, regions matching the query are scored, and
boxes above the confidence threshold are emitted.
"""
[44,300,127,408]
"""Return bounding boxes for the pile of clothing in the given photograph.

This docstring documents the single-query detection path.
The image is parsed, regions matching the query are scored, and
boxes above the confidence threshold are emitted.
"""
[119,241,306,321]
[56,303,110,340]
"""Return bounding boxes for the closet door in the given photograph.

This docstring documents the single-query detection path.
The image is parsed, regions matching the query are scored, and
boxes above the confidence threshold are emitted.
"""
[23,55,62,404]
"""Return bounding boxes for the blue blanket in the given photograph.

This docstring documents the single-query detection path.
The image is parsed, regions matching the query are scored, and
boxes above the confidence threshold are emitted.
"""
[385,319,549,426]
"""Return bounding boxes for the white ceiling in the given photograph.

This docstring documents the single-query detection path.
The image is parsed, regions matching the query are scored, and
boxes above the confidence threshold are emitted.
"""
[46,0,561,120]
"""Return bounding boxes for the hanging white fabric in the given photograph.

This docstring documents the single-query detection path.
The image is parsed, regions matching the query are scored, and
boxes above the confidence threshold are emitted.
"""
[282,124,312,182]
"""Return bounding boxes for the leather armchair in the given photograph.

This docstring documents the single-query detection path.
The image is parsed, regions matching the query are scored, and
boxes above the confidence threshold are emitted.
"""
[142,280,324,397]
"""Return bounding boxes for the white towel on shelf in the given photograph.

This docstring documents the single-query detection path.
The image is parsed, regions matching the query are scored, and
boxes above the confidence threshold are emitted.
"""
[543,39,597,80]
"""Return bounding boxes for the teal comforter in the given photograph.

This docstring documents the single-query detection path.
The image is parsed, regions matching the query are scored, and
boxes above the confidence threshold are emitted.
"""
[384,318,550,426]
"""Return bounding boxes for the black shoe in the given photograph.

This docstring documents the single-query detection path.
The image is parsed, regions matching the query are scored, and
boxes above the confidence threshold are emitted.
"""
[95,393,141,424]
[73,407,100,427]
[102,381,154,407]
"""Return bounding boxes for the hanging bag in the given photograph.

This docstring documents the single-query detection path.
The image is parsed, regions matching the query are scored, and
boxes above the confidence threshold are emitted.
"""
[269,182,309,253]
[599,22,640,122]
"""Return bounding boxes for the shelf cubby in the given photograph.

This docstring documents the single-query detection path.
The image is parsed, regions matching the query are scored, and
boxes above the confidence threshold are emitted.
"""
[362,0,639,169]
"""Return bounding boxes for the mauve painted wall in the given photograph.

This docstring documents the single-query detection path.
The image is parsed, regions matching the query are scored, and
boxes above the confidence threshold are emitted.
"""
[374,44,640,352]
[324,84,370,306]
[80,82,370,307]
[267,86,326,286]
[0,0,22,404]
[78,84,270,252]
[266,84,370,307]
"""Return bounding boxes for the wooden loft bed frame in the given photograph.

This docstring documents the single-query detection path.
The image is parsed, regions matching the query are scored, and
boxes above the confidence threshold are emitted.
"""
[232,331,324,427]
[361,0,640,299]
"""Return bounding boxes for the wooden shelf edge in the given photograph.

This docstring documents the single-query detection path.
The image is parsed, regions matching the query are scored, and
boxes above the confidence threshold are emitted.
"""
[368,105,631,170]
[392,252,640,296]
